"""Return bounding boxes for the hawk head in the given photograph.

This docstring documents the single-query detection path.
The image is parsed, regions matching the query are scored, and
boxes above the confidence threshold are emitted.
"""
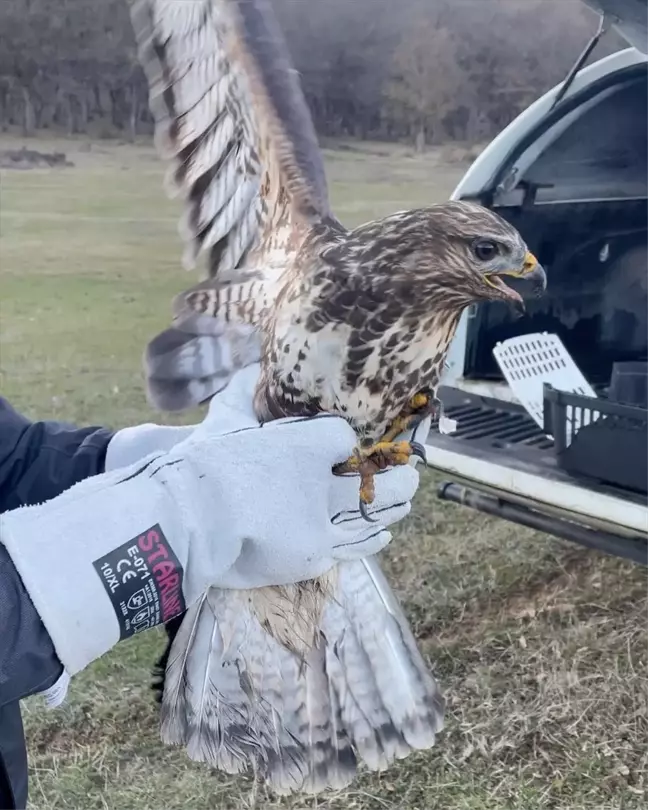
[350,200,547,315]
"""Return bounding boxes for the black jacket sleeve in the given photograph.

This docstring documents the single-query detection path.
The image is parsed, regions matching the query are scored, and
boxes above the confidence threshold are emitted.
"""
[0,397,114,705]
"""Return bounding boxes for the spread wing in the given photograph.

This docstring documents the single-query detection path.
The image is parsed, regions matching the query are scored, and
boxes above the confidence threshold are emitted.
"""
[131,0,331,409]
[132,0,330,278]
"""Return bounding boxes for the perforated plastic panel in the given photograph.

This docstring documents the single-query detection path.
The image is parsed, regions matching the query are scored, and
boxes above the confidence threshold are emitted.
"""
[493,333,597,433]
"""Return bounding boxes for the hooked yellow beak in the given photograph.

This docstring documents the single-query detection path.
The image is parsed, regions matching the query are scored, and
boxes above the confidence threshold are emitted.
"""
[524,251,539,273]
[483,251,547,312]
[510,251,543,280]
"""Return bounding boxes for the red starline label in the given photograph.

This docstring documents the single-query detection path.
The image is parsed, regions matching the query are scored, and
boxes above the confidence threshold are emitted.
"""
[137,526,184,623]
[93,523,186,639]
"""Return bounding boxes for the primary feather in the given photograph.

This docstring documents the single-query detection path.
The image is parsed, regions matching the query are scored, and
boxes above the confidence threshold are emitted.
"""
[132,0,541,794]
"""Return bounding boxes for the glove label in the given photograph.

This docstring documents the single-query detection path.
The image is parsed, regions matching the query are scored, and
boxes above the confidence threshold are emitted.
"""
[93,523,186,639]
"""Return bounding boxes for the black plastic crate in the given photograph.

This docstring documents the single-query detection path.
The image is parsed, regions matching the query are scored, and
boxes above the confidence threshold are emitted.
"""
[543,384,648,495]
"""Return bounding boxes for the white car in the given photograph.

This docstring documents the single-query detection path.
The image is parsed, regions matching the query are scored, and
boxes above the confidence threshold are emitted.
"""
[425,0,647,565]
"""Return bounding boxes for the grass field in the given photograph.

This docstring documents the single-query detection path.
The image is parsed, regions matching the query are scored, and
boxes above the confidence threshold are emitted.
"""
[1,136,646,810]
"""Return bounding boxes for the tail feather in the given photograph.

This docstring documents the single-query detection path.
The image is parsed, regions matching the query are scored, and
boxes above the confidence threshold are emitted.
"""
[162,588,309,790]
[158,560,444,794]
[325,558,444,764]
[152,613,185,704]
[297,638,357,794]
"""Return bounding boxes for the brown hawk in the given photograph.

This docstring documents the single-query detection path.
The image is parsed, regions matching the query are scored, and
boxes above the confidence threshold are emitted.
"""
[131,0,547,794]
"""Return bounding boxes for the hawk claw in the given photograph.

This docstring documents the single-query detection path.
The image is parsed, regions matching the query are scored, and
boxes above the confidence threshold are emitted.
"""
[333,439,427,523]
[409,441,427,463]
[359,498,379,523]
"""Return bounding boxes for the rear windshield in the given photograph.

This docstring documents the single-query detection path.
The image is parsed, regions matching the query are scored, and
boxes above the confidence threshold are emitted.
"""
[524,75,647,203]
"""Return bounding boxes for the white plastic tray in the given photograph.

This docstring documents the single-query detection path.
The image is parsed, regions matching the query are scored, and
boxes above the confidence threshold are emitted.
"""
[493,332,598,440]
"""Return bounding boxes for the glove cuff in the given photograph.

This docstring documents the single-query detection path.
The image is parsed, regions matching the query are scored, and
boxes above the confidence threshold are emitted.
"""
[105,423,196,471]
[0,458,188,676]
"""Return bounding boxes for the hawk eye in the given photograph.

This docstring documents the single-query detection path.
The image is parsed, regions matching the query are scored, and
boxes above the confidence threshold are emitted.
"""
[473,239,499,262]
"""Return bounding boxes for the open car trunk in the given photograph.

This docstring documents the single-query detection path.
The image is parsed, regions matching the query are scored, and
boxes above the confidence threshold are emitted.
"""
[459,58,647,389]
[425,7,648,564]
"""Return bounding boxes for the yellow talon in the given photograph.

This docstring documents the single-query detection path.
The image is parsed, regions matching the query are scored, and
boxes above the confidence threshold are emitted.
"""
[334,438,426,523]
[333,392,431,520]
[380,392,433,443]
[410,392,430,410]
[370,440,413,465]
[359,477,375,505]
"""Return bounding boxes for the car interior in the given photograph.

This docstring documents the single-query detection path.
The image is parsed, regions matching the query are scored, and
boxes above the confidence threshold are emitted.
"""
[462,65,647,393]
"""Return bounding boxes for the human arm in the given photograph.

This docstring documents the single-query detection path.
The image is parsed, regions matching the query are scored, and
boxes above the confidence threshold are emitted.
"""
[0,543,63,705]
[0,396,115,706]
[0,395,196,705]
[0,396,113,512]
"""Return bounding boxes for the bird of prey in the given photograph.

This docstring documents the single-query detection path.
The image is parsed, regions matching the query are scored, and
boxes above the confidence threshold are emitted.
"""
[131,0,547,794]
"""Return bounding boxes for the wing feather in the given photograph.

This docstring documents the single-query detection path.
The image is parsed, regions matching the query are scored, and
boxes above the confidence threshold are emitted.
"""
[133,0,333,409]
[131,0,329,281]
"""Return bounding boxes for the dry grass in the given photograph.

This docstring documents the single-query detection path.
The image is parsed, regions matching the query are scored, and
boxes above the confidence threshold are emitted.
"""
[1,135,646,810]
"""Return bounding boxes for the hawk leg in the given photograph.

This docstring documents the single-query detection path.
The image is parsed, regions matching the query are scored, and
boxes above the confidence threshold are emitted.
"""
[334,392,433,522]
[379,391,434,443]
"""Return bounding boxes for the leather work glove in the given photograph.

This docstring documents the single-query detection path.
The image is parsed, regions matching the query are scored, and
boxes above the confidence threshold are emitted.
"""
[104,419,196,471]
[0,364,420,677]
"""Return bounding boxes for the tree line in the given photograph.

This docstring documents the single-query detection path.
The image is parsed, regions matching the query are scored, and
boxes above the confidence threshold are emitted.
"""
[0,0,620,147]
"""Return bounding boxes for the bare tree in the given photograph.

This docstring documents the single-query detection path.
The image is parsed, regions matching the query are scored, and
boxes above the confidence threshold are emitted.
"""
[386,16,465,150]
